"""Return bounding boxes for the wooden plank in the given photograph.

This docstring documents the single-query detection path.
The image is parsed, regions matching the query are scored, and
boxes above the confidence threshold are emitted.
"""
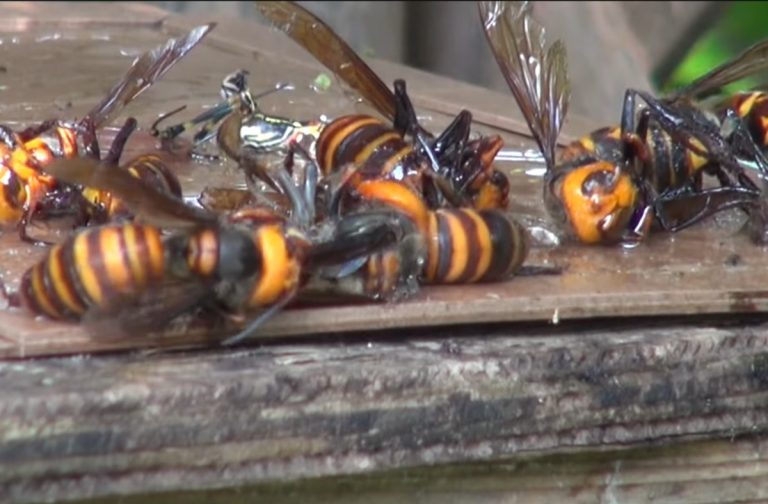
[0,3,766,359]
[3,218,768,359]
[3,318,768,503]
[76,437,768,503]
[1,5,767,503]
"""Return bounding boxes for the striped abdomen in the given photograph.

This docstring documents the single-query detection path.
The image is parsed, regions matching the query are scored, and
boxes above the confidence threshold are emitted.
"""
[423,207,529,284]
[19,224,166,320]
[82,155,183,220]
[315,114,422,182]
[641,121,710,194]
[350,179,529,284]
[361,248,411,299]
[559,124,711,194]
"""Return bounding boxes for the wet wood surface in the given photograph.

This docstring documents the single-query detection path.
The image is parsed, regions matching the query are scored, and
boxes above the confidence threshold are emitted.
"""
[0,2,761,359]
[1,2,768,504]
[0,1,591,359]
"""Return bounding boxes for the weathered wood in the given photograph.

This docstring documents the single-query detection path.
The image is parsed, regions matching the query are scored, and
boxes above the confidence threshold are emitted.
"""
[3,319,768,502]
[0,3,560,359]
[0,2,762,361]
[78,437,768,504]
[6,1,748,360]
[1,4,766,502]
[6,206,768,359]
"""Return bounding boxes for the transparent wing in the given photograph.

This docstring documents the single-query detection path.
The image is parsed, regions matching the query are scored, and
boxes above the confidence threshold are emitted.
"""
[84,23,216,128]
[44,157,218,229]
[670,39,768,102]
[198,186,258,213]
[82,281,215,342]
[256,1,397,120]
[477,1,569,170]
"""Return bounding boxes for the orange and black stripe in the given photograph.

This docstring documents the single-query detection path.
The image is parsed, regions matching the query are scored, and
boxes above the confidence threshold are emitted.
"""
[315,114,419,180]
[560,127,621,163]
[245,224,303,308]
[124,155,182,200]
[23,126,80,166]
[351,179,529,285]
[0,125,81,226]
[423,207,529,284]
[560,122,711,196]
[551,117,719,244]
[353,180,430,235]
[19,223,166,320]
[363,249,404,298]
[643,122,710,192]
[185,228,221,279]
[19,217,311,322]
[317,115,512,211]
[82,154,183,220]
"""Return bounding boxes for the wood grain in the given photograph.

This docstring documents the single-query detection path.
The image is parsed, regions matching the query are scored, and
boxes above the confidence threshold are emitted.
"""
[3,318,768,502]
[0,2,762,361]
[0,5,765,503]
[78,438,768,504]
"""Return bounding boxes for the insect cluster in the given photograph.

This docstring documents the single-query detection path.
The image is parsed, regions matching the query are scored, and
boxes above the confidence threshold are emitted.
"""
[2,1,768,348]
[478,1,768,247]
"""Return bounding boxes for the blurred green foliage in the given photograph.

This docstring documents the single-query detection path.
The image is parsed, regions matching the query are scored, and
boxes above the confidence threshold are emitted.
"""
[660,1,768,95]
